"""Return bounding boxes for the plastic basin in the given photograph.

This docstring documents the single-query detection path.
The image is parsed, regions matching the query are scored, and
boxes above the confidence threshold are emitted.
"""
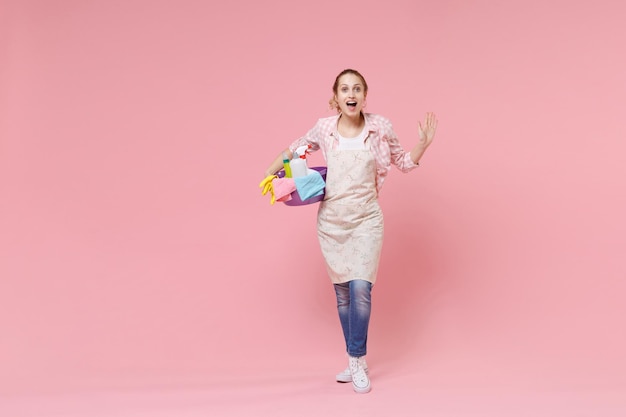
[276,166,327,206]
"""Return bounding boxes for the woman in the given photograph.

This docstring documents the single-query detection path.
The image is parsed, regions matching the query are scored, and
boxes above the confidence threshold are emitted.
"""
[264,69,437,394]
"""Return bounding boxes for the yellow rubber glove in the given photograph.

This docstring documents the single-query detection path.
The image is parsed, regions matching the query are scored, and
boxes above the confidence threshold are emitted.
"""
[259,175,278,205]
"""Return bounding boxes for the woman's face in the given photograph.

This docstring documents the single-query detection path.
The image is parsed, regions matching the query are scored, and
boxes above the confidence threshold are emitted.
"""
[334,73,366,116]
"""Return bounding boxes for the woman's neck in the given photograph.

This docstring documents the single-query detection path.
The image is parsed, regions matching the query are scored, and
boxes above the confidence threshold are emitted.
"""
[337,112,365,138]
[339,112,364,129]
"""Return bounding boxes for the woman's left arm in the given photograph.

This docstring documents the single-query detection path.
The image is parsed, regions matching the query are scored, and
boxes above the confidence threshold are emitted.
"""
[410,112,438,164]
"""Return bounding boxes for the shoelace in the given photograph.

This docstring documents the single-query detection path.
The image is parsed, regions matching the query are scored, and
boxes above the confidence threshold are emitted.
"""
[352,367,368,384]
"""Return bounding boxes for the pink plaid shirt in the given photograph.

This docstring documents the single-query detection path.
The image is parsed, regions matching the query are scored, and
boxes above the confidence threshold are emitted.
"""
[289,113,418,193]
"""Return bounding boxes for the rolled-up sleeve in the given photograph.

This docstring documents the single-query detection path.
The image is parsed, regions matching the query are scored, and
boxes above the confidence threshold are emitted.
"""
[384,122,419,173]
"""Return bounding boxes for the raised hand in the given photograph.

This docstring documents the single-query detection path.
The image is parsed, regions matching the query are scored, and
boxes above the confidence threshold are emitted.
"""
[418,112,438,148]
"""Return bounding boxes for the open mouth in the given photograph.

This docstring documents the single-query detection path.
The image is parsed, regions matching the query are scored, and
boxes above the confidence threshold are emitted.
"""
[346,101,357,108]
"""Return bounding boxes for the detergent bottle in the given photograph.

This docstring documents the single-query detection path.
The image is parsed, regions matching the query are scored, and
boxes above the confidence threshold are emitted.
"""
[289,145,310,178]
[282,152,292,178]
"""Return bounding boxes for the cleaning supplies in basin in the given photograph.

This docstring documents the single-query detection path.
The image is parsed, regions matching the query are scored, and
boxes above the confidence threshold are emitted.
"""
[294,169,325,200]
[289,145,310,178]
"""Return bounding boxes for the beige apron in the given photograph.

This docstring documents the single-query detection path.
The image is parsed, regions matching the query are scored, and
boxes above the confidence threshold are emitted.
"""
[317,146,384,284]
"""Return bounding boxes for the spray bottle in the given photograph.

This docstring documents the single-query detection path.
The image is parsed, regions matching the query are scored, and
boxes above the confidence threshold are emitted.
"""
[289,145,310,178]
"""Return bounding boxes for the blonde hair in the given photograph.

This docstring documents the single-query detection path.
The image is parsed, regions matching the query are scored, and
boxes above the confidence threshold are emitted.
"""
[328,69,369,112]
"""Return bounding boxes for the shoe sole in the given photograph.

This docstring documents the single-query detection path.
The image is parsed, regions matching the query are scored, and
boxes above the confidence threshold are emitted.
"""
[336,368,369,383]
[353,382,371,394]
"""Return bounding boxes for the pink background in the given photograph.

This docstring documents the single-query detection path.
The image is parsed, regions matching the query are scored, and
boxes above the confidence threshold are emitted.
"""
[1,0,625,415]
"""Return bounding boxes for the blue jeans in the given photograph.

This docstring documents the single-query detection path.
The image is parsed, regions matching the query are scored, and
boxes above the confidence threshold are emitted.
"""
[334,279,372,358]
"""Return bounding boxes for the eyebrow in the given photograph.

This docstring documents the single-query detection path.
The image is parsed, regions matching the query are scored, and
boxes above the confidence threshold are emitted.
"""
[340,84,362,87]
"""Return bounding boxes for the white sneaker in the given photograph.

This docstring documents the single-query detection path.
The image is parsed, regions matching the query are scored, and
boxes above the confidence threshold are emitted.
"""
[349,356,371,393]
[336,356,368,383]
